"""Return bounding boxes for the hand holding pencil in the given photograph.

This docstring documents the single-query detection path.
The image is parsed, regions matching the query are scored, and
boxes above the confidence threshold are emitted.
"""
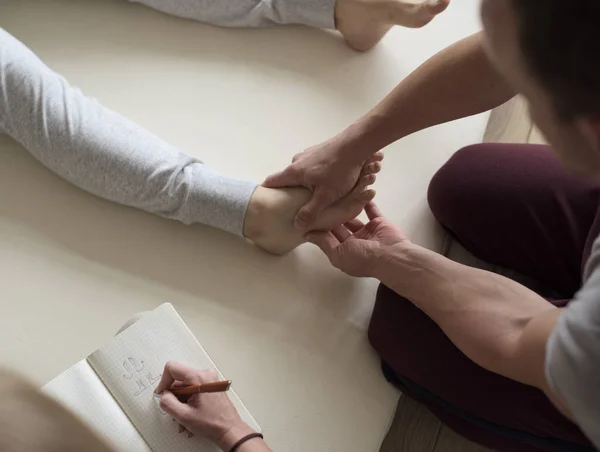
[155,361,270,451]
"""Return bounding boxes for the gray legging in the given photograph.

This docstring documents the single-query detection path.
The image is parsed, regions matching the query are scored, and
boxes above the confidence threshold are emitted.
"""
[0,27,256,236]
[128,0,335,29]
[0,0,336,235]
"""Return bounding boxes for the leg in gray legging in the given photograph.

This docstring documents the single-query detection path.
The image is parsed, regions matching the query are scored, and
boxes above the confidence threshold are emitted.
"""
[0,28,257,236]
[128,0,336,29]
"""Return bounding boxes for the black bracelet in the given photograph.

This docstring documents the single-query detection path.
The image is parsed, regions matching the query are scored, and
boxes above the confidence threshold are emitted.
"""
[228,433,264,452]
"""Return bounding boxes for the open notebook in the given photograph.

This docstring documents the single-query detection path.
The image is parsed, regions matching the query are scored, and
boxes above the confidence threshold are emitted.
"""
[43,303,260,452]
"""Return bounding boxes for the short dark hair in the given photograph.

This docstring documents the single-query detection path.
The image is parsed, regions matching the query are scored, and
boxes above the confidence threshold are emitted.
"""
[512,0,600,119]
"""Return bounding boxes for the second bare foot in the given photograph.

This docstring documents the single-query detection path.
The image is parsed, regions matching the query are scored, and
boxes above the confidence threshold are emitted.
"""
[336,0,450,51]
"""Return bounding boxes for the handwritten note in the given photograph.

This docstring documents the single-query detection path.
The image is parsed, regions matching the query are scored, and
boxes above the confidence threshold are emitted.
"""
[86,303,260,452]
[121,357,162,397]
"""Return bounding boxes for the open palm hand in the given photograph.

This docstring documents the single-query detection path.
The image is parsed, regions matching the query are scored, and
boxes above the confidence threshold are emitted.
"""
[308,202,409,278]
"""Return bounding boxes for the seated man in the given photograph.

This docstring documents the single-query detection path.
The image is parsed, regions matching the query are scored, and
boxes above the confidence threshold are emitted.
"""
[273,0,600,450]
[0,27,382,255]
[127,0,450,52]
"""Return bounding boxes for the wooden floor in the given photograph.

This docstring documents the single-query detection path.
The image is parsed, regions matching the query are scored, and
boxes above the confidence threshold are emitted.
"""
[377,96,544,452]
[379,397,492,452]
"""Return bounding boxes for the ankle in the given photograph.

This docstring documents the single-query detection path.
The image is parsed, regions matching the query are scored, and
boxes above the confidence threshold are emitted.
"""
[242,187,269,241]
[242,186,311,239]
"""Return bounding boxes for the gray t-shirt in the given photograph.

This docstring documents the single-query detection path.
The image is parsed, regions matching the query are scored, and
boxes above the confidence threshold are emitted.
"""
[546,236,600,449]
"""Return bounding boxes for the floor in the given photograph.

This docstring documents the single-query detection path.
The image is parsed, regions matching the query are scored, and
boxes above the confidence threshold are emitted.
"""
[0,1,487,451]
[380,396,492,452]
[378,96,545,452]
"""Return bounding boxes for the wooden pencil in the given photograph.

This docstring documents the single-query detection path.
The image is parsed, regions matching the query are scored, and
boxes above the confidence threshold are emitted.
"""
[170,380,232,396]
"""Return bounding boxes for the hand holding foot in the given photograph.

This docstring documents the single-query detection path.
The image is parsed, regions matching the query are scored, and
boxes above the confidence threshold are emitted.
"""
[263,140,384,230]
[244,179,376,255]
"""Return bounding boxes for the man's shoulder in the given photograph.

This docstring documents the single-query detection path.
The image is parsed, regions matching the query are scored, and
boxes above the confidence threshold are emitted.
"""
[546,236,600,449]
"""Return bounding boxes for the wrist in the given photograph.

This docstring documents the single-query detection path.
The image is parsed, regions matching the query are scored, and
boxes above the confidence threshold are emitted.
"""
[371,240,417,281]
[336,115,388,163]
[217,422,257,451]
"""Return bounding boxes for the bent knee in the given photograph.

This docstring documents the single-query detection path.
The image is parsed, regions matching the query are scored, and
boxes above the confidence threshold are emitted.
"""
[427,144,492,229]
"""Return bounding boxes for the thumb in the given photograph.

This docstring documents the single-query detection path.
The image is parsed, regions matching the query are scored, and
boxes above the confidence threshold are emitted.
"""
[159,391,195,423]
[262,167,299,188]
[294,189,335,230]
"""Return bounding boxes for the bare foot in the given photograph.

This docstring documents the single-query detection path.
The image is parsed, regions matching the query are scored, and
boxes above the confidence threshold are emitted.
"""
[336,0,450,52]
[244,182,376,255]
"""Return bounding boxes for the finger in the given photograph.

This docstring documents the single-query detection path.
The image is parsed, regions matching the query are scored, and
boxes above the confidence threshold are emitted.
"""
[155,361,198,394]
[344,218,365,233]
[294,189,337,230]
[159,390,196,423]
[306,231,340,256]
[195,369,219,383]
[331,225,351,242]
[352,174,376,195]
[365,201,384,221]
[262,167,299,188]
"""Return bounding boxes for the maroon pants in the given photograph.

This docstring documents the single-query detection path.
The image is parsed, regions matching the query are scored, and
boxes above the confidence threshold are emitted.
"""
[369,144,600,451]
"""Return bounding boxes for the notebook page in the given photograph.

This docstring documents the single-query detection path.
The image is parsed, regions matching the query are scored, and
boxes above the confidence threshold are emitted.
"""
[87,303,260,452]
[43,359,151,452]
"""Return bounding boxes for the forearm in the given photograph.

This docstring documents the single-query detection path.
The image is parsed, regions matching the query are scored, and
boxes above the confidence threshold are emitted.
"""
[341,32,516,159]
[373,243,557,387]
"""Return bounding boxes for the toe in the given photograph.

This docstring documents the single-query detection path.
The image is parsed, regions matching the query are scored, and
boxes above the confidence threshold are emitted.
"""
[371,151,385,163]
[362,188,376,202]
[364,152,384,167]
[361,162,382,177]
[353,174,377,193]
[429,0,450,15]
